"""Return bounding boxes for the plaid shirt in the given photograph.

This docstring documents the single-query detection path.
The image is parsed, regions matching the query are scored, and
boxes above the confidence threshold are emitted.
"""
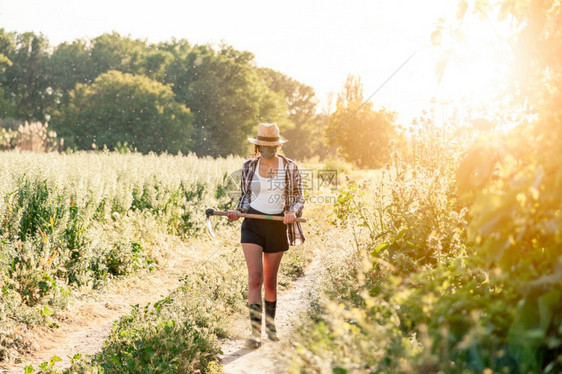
[236,155,305,246]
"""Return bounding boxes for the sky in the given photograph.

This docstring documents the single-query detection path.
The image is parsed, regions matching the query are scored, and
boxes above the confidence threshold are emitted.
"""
[0,0,511,125]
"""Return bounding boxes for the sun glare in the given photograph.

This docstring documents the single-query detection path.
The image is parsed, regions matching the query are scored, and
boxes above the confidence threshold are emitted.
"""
[437,44,509,104]
[429,7,517,131]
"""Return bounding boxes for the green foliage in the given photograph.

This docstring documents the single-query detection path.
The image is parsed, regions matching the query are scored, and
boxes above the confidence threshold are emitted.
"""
[139,48,174,82]
[50,40,97,104]
[90,303,221,373]
[3,32,56,122]
[260,68,332,160]
[166,45,290,157]
[295,132,562,372]
[89,32,148,77]
[0,29,324,157]
[453,124,562,372]
[52,70,194,154]
[0,29,15,79]
[292,137,479,372]
[292,111,541,373]
[0,87,17,118]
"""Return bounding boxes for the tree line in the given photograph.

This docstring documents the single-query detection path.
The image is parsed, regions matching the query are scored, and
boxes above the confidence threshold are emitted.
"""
[0,29,396,166]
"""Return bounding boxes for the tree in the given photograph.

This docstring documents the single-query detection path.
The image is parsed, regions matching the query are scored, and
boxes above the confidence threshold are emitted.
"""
[50,39,97,104]
[4,32,55,122]
[326,75,396,168]
[260,68,330,160]
[0,31,294,157]
[165,44,290,157]
[89,32,148,77]
[0,29,17,118]
[0,29,15,84]
[51,70,193,154]
[139,48,174,82]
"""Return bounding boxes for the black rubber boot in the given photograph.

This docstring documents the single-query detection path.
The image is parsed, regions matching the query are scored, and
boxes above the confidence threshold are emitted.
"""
[264,299,279,341]
[246,303,262,348]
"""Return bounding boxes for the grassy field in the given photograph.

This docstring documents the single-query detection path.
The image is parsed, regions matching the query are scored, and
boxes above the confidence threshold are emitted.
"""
[0,150,242,363]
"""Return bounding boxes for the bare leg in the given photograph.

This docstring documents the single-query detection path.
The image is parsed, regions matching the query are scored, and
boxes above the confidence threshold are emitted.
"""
[263,251,284,302]
[242,243,264,304]
[263,251,283,341]
[242,243,265,347]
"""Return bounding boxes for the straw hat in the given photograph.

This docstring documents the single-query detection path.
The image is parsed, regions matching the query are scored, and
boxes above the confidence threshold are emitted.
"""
[248,123,287,146]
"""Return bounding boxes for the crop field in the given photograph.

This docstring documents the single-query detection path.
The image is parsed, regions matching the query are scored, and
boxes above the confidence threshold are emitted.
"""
[0,151,243,362]
[0,151,328,373]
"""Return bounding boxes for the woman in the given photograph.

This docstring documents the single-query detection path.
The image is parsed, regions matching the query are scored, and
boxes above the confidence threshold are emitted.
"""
[227,123,305,348]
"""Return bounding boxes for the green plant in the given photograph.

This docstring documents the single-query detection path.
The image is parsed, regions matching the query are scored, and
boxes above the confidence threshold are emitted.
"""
[0,151,243,362]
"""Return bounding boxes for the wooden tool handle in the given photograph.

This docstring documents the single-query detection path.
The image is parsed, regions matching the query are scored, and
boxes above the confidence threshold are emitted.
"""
[214,210,307,223]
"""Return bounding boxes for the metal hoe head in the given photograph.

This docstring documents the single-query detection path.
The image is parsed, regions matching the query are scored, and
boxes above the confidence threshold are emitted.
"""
[205,208,216,238]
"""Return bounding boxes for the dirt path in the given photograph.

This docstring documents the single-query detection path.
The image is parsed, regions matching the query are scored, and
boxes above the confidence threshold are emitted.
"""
[0,240,203,374]
[219,247,323,374]
[0,227,331,374]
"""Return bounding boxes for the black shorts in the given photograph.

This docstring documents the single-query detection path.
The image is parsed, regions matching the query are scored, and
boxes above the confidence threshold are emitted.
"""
[241,207,289,253]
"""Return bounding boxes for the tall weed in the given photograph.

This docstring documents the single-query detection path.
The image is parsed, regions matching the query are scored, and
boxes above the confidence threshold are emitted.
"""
[292,119,562,372]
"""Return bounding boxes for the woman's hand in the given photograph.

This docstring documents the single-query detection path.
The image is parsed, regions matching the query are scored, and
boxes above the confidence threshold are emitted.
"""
[284,211,296,224]
[227,210,241,221]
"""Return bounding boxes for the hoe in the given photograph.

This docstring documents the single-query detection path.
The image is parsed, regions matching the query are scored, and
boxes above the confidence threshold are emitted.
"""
[205,208,307,238]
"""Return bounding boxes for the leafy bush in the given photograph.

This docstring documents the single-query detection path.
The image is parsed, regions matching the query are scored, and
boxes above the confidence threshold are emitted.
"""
[291,152,473,373]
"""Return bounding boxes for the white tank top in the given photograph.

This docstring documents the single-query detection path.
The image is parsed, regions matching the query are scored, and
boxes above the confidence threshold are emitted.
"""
[250,156,286,214]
